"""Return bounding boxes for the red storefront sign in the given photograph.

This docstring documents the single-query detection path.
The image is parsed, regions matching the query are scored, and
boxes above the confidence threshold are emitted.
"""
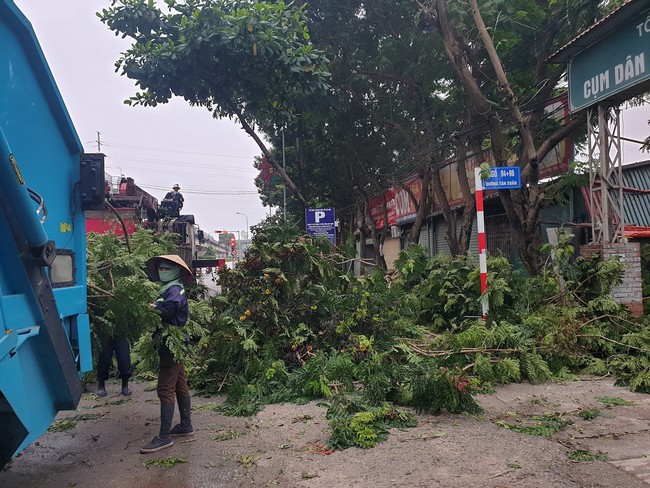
[394,176,422,224]
[369,188,396,228]
[368,176,422,228]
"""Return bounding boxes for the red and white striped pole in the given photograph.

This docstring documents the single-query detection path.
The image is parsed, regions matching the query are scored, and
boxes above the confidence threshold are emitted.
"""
[474,167,489,319]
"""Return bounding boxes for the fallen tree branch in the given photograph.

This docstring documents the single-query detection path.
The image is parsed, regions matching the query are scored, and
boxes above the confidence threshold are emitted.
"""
[328,381,363,394]
[106,202,131,254]
[577,334,650,353]
[217,366,231,394]
[401,342,522,357]
[88,283,114,298]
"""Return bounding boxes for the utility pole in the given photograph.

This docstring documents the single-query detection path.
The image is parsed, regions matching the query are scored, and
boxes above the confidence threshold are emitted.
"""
[282,128,286,221]
[96,131,101,152]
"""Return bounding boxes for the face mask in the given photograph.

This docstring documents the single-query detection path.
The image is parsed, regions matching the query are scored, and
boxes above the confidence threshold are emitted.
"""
[159,266,181,282]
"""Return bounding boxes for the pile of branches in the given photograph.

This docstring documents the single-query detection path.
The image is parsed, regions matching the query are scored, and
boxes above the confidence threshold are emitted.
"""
[188,222,650,449]
[87,223,649,448]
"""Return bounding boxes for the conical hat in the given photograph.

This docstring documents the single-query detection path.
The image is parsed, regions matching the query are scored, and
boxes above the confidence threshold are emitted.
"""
[146,254,194,286]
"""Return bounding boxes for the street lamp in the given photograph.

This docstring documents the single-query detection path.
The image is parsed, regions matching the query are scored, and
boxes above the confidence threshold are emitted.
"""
[236,212,249,239]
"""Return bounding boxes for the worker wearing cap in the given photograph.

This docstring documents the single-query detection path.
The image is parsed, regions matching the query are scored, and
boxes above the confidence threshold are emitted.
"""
[140,255,194,454]
[164,184,184,211]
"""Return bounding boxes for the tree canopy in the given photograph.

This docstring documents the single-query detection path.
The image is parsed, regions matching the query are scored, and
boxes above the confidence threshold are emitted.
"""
[99,0,332,206]
[100,0,630,272]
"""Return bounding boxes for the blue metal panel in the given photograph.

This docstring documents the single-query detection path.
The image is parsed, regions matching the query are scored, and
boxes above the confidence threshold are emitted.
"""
[0,0,91,466]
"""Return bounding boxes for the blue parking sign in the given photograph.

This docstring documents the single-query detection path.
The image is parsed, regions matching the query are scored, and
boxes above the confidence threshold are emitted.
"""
[306,207,336,245]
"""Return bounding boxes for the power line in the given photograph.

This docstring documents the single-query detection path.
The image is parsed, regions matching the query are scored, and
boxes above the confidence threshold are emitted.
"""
[106,167,258,181]
[106,153,257,174]
[138,183,258,196]
[100,141,255,159]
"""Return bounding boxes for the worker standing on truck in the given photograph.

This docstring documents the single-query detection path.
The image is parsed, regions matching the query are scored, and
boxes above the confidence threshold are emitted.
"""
[164,184,184,213]
[141,255,195,454]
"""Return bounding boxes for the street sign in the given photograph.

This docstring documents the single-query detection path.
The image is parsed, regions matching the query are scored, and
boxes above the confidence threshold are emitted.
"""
[568,8,650,112]
[305,207,336,245]
[483,166,521,190]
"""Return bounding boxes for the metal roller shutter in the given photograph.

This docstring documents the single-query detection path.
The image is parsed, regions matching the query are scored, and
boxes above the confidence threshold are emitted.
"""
[433,214,479,259]
[433,216,451,257]
[418,220,432,255]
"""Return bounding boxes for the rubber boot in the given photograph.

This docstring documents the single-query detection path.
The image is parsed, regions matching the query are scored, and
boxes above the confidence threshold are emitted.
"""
[159,402,174,439]
[170,395,194,436]
[121,378,132,396]
[96,380,107,398]
[140,403,174,454]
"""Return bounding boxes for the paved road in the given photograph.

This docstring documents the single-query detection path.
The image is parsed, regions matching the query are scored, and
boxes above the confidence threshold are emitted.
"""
[2,378,649,487]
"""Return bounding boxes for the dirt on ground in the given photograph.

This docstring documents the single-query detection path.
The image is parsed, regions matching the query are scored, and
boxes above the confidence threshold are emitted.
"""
[2,377,650,488]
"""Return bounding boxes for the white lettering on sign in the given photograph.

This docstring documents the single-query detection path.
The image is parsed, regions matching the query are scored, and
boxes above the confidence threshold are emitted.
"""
[583,70,610,99]
[636,14,650,37]
[614,53,645,84]
[314,211,326,223]
[394,189,410,216]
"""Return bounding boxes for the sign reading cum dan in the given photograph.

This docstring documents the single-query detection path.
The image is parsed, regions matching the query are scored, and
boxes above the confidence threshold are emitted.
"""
[568,9,650,112]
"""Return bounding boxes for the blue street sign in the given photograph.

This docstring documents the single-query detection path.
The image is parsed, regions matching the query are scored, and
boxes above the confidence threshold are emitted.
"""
[306,207,336,244]
[483,166,521,189]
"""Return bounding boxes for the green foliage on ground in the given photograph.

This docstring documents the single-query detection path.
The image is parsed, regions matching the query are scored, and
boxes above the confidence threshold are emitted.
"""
[142,457,188,469]
[496,413,571,437]
[327,395,417,449]
[567,450,608,462]
[87,223,650,449]
[576,408,602,421]
[48,414,103,432]
[596,396,634,407]
[184,223,650,448]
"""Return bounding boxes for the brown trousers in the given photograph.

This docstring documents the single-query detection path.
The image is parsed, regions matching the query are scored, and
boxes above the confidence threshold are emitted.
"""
[157,344,190,404]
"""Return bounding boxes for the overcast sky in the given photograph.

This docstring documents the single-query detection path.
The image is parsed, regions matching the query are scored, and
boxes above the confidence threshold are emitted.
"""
[15,0,268,239]
[13,0,650,238]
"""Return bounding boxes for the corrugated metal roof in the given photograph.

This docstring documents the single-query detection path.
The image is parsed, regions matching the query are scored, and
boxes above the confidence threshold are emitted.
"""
[622,161,650,227]
[548,0,649,63]
[581,160,650,229]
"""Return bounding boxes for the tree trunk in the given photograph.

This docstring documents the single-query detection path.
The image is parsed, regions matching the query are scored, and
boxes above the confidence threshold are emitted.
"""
[363,197,383,269]
[355,203,367,266]
[432,0,565,274]
[378,191,391,270]
[456,135,477,255]
[230,104,308,208]
[430,162,460,256]
[297,119,308,200]
[405,166,432,246]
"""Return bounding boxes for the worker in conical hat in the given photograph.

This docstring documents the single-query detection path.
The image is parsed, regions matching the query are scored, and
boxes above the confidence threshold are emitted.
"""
[140,255,194,454]
[145,254,193,286]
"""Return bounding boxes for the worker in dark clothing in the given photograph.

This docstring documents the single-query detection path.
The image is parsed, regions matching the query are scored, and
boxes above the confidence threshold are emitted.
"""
[140,254,194,454]
[165,184,184,209]
[96,336,132,397]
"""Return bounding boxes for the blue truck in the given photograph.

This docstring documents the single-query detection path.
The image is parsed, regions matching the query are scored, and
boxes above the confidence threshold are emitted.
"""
[0,0,99,467]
